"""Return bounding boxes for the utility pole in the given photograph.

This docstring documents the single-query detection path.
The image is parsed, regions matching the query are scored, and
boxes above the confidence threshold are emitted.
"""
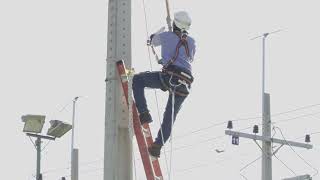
[262,33,272,180]
[71,97,79,180]
[225,32,313,180]
[104,0,132,179]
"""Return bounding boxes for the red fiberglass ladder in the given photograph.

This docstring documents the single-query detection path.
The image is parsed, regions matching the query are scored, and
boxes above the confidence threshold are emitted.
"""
[116,60,163,180]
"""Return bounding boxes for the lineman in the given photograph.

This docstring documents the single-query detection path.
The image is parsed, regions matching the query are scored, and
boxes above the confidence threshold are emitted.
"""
[132,11,196,157]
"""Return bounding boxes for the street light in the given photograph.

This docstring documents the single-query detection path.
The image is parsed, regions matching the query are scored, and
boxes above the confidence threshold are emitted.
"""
[21,114,72,180]
[47,120,72,138]
[22,115,46,133]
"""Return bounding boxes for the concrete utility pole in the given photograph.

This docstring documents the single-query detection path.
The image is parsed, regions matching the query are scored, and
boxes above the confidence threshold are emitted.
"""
[104,0,132,179]
[225,32,313,180]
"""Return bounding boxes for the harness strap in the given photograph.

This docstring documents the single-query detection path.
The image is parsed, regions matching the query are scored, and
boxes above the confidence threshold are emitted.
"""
[163,35,191,69]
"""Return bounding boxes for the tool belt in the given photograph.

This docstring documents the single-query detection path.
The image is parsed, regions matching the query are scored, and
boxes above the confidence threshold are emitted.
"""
[160,65,194,96]
[162,65,193,84]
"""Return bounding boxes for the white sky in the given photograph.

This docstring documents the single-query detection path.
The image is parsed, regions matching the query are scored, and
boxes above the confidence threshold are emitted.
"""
[1,0,320,179]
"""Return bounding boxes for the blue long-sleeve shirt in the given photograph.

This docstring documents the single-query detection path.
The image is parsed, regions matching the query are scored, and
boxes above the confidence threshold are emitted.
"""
[152,31,196,73]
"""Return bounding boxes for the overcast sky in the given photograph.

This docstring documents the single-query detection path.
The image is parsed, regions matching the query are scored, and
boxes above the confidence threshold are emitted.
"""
[1,0,320,179]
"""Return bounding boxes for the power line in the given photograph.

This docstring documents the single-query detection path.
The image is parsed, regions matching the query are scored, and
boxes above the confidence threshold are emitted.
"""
[41,140,52,152]
[40,105,320,178]
[272,103,320,117]
[274,126,319,177]
[174,103,320,139]
[42,158,103,174]
[165,109,319,153]
[240,156,261,172]
[273,111,320,124]
[273,153,296,176]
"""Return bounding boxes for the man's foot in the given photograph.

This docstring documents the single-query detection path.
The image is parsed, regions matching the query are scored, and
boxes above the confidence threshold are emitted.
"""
[139,111,152,125]
[148,143,162,158]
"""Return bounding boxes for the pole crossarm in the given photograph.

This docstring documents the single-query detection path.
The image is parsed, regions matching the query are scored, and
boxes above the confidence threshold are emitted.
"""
[225,130,313,149]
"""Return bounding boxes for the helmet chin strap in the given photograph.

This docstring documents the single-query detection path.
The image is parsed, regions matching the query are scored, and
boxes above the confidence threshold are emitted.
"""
[173,22,188,36]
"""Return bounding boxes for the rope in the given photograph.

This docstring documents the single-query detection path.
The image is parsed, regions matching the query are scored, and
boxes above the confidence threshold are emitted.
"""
[169,87,176,180]
[168,76,183,180]
[141,0,170,173]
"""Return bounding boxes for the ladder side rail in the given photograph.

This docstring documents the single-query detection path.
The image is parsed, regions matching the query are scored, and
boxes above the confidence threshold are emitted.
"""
[116,61,163,180]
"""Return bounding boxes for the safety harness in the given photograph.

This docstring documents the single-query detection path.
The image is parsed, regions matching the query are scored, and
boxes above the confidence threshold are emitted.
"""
[163,32,191,69]
[160,31,194,97]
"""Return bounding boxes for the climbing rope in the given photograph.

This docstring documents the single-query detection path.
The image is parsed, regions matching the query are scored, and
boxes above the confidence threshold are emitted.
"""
[140,1,188,180]
[168,75,183,180]
[141,0,170,173]
[169,88,175,180]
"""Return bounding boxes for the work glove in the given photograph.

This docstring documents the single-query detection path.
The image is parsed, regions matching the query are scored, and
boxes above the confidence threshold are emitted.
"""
[147,26,165,46]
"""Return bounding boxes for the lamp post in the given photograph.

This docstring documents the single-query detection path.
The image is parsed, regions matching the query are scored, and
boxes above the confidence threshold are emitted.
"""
[71,97,79,180]
[71,97,79,153]
[22,115,72,180]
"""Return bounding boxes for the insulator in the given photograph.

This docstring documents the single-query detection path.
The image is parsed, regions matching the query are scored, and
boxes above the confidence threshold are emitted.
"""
[253,125,259,134]
[305,134,311,143]
[227,120,233,129]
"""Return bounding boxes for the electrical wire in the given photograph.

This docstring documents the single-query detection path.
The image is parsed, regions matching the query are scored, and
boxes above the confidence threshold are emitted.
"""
[174,103,320,140]
[163,108,320,153]
[42,103,320,178]
[61,167,104,178]
[273,153,296,175]
[274,126,319,177]
[238,127,298,178]
[240,156,262,172]
[273,111,320,124]
[28,136,37,149]
[272,103,320,117]
[171,150,256,175]
[271,128,297,176]
[42,158,103,174]
[240,173,249,180]
[48,99,73,121]
[41,140,52,152]
[174,121,229,138]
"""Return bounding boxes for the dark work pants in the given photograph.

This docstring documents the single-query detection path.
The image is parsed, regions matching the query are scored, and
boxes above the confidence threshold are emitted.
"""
[132,71,187,145]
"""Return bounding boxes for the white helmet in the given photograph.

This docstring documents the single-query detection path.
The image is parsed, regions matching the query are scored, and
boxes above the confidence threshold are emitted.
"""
[173,11,192,31]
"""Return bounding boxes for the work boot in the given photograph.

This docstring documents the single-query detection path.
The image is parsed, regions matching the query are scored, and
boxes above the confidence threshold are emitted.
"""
[148,143,162,158]
[139,111,152,125]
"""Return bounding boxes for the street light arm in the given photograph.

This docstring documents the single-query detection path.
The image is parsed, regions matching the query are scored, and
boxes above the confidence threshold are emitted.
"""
[26,133,56,141]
